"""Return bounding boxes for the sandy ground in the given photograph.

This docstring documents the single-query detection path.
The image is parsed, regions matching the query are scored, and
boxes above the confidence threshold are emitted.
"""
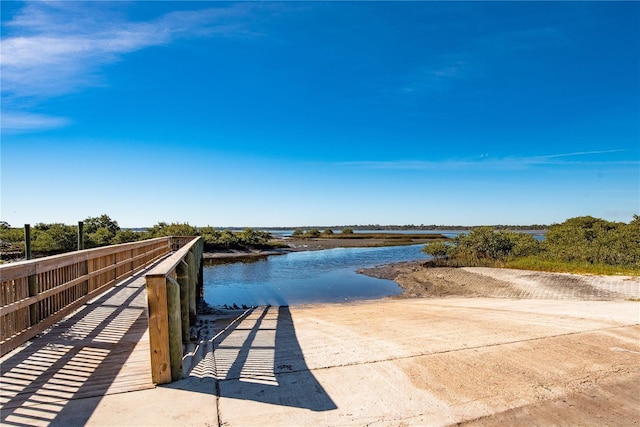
[361,262,640,300]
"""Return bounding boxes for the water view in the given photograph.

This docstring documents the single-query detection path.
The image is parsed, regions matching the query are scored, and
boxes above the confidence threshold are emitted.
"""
[203,245,430,306]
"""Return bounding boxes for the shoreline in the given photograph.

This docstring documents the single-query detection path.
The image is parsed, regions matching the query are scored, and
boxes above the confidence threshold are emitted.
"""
[360,263,640,300]
[202,237,640,303]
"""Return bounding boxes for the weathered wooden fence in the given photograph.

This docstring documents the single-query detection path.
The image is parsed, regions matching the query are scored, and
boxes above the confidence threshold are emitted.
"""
[0,237,173,357]
[145,236,203,384]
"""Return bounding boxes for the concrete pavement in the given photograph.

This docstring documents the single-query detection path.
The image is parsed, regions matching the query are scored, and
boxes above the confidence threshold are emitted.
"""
[66,297,640,427]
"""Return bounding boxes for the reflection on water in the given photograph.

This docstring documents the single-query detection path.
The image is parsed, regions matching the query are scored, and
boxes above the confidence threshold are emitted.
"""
[203,245,429,306]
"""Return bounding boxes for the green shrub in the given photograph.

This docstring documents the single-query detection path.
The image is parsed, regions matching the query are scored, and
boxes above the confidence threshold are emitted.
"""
[145,222,198,238]
[422,241,449,260]
[305,228,321,238]
[425,215,640,274]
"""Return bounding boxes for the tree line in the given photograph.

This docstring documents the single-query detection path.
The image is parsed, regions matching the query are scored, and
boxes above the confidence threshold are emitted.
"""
[422,215,640,272]
[267,224,548,231]
[335,224,549,231]
[0,214,273,258]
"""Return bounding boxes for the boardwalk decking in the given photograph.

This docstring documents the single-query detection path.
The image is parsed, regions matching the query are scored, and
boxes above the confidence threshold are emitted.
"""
[0,271,154,426]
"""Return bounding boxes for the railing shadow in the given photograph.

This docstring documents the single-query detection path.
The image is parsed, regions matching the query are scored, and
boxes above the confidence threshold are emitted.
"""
[0,272,153,427]
[181,305,337,412]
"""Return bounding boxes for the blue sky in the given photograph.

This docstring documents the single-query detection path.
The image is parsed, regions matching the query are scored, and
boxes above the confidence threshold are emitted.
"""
[1,1,638,228]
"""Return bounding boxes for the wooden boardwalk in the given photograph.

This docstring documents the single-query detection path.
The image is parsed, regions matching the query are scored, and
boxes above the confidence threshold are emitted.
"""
[0,271,154,426]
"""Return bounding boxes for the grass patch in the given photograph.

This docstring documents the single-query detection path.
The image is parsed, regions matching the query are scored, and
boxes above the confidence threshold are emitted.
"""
[424,256,640,276]
[504,256,640,276]
[266,241,291,249]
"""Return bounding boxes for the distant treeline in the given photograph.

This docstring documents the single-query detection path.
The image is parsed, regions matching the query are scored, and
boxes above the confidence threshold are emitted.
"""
[261,224,549,231]
[290,227,445,242]
[329,224,549,231]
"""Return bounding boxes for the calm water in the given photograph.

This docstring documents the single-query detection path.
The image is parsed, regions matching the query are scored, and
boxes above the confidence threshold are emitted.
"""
[203,245,429,306]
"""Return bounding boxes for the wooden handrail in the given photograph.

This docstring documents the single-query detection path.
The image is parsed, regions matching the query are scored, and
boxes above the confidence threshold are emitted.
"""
[0,245,169,317]
[0,237,182,357]
[0,238,170,281]
[145,236,204,384]
[146,236,201,278]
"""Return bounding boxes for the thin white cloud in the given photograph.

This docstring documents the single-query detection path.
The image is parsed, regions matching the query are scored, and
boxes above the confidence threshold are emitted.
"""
[533,149,627,159]
[337,150,636,171]
[1,2,255,131]
[1,112,71,132]
[476,27,571,53]
[401,54,471,94]
[401,26,570,95]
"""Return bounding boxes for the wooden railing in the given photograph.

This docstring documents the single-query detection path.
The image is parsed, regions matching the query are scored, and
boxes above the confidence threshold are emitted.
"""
[169,236,197,252]
[0,237,173,357]
[145,236,203,384]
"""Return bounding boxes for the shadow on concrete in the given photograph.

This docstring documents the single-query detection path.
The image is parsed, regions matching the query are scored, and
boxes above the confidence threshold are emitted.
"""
[181,305,337,412]
[0,273,153,427]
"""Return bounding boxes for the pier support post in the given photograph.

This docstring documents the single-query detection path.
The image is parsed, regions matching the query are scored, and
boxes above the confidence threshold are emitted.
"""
[166,276,184,381]
[186,250,197,321]
[146,275,171,384]
[177,260,190,341]
[197,250,204,301]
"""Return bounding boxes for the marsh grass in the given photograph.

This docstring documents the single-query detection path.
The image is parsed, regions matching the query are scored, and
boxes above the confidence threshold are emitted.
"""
[424,256,640,276]
[504,256,640,276]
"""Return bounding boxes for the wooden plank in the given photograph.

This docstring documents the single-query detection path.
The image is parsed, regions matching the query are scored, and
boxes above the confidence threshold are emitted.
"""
[1,274,156,411]
[0,264,37,282]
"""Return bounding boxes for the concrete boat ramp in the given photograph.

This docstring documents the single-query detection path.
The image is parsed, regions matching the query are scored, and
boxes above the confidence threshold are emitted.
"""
[7,295,637,426]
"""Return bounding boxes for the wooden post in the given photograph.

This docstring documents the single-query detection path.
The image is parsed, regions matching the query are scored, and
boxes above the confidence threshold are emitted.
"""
[24,224,39,325]
[166,276,184,381]
[77,221,89,296]
[186,250,197,320]
[177,260,190,342]
[24,224,32,260]
[198,258,204,300]
[78,221,84,251]
[146,275,171,384]
[196,240,204,301]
